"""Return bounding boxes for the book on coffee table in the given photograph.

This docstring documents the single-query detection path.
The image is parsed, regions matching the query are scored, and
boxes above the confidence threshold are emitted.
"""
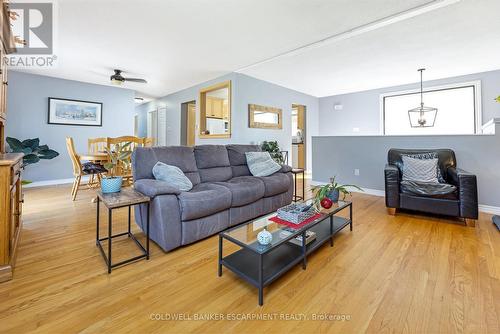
[279,228,317,246]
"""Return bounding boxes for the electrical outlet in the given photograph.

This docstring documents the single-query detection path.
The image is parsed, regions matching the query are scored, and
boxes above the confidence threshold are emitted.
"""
[353,127,360,133]
[354,169,360,176]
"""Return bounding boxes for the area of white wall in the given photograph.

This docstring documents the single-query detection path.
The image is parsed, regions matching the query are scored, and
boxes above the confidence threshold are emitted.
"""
[318,69,500,136]
[136,73,319,171]
[6,71,136,182]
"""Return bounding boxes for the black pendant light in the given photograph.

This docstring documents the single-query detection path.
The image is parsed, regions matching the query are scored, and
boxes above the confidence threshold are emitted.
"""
[408,68,438,127]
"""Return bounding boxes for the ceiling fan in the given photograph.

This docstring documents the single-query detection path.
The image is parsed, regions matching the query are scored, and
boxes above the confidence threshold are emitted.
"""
[110,69,147,85]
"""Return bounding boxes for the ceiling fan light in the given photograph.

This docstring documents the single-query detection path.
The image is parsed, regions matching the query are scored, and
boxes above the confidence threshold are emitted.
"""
[111,78,123,85]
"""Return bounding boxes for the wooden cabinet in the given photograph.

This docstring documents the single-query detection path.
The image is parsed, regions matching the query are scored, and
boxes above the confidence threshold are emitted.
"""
[206,97,225,119]
[0,0,21,283]
[0,154,23,282]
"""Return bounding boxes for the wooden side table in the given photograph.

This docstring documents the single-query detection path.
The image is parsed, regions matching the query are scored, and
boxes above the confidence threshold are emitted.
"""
[96,188,150,273]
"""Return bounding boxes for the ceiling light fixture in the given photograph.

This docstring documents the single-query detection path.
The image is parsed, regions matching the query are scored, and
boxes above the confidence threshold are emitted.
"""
[408,68,437,128]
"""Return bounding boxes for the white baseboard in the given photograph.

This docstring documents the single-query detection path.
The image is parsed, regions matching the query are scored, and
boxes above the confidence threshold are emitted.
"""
[478,205,500,216]
[23,176,90,188]
[311,180,500,215]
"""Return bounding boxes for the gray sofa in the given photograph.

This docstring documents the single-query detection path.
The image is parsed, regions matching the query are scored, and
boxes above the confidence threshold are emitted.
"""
[132,144,293,252]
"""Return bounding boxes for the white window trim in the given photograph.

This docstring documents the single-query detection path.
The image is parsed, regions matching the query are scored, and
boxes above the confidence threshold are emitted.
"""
[379,80,482,135]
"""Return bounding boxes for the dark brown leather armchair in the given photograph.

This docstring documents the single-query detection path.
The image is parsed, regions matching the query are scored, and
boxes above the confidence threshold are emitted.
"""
[384,149,478,225]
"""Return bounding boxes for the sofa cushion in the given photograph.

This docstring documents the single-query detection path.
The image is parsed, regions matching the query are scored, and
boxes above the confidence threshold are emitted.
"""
[132,146,200,185]
[134,179,182,198]
[227,144,262,166]
[194,145,231,168]
[177,183,232,221]
[214,176,265,207]
[152,162,193,191]
[400,180,457,200]
[258,172,291,197]
[227,144,261,177]
[245,151,282,177]
[194,145,233,182]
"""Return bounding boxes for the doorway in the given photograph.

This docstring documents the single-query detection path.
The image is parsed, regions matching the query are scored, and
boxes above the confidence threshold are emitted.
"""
[181,101,196,146]
[147,107,167,146]
[291,104,306,170]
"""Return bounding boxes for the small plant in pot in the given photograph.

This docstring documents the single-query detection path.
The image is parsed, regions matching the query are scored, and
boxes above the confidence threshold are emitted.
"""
[313,176,363,209]
[101,142,132,193]
[261,140,285,164]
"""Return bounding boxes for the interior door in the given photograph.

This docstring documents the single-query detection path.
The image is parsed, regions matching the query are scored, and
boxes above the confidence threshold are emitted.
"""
[187,102,196,146]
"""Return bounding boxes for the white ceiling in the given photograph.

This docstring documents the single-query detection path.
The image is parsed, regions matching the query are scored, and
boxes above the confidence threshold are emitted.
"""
[18,0,500,98]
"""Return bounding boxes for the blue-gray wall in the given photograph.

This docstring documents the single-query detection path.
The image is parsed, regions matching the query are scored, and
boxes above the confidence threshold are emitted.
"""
[312,125,500,208]
[136,73,319,170]
[7,71,136,182]
[318,69,500,136]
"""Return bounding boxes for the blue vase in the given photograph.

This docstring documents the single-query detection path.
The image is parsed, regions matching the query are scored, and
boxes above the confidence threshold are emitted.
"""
[101,177,123,193]
[327,189,340,202]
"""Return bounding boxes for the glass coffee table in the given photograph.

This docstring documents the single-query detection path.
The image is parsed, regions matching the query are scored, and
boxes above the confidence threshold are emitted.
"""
[218,199,352,306]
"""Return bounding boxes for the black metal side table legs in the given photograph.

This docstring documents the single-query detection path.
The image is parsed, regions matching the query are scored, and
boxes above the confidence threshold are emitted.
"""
[95,189,151,273]
[292,168,305,202]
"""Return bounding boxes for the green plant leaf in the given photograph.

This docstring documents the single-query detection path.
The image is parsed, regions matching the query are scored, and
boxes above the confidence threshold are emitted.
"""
[22,180,33,185]
[495,96,500,103]
[22,147,33,154]
[6,137,24,152]
[38,149,59,159]
[23,153,40,165]
[22,138,40,150]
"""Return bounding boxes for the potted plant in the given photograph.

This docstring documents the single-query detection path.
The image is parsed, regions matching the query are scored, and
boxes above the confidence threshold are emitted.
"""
[261,141,285,164]
[101,142,132,193]
[313,176,363,209]
[6,137,59,184]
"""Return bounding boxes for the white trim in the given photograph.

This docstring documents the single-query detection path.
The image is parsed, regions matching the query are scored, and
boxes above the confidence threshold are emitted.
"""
[311,180,385,197]
[478,205,500,216]
[311,180,500,214]
[380,80,482,135]
[23,176,90,188]
[236,0,461,73]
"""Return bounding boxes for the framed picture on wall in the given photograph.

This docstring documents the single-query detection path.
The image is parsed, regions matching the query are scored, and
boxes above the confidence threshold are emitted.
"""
[48,97,103,126]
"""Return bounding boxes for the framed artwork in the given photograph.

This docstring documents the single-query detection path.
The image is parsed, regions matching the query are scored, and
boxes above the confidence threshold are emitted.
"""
[48,97,103,126]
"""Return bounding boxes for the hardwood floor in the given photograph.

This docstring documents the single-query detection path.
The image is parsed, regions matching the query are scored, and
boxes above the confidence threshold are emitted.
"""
[0,180,499,333]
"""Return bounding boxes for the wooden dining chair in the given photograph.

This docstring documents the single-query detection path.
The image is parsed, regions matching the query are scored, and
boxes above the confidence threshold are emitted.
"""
[66,137,106,201]
[144,137,154,147]
[88,137,107,153]
[106,136,145,186]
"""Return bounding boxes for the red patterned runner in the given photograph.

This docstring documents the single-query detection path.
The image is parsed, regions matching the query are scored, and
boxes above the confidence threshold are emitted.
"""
[269,213,323,229]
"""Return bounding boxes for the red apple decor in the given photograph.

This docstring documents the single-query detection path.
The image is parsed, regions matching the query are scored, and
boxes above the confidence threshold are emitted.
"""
[320,197,333,209]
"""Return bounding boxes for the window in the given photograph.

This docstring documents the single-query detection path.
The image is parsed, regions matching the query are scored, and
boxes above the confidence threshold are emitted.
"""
[381,81,481,135]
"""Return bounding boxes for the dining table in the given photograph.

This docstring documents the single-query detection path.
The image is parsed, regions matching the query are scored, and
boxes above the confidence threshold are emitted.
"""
[80,152,109,163]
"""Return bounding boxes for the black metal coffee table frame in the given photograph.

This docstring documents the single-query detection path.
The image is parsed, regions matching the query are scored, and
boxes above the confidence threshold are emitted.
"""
[218,201,352,306]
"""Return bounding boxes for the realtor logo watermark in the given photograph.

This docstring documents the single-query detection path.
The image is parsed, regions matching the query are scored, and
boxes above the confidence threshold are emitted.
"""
[5,1,57,68]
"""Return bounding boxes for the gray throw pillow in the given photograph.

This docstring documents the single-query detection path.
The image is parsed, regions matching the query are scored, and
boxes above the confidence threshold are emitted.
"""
[396,152,446,183]
[245,151,282,177]
[152,162,193,191]
[402,156,439,183]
